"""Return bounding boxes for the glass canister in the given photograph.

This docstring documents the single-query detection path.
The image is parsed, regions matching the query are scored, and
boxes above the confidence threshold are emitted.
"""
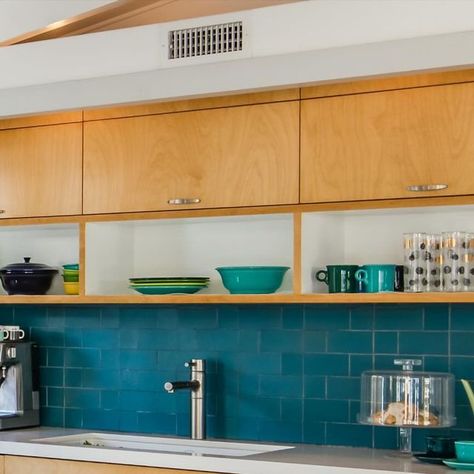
[403,233,428,292]
[466,232,474,291]
[359,359,455,453]
[426,234,442,291]
[442,231,470,291]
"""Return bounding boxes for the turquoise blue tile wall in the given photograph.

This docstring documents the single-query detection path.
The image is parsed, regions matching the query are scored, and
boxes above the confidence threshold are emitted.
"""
[2,303,474,450]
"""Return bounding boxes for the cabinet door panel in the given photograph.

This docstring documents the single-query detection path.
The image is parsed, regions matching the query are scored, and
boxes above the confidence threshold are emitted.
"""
[5,456,217,474]
[0,123,82,218]
[301,82,474,203]
[84,102,299,214]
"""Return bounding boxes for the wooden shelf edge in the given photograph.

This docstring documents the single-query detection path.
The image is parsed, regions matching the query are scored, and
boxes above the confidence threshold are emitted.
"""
[2,194,474,227]
[297,292,474,303]
[0,292,473,304]
[0,294,295,304]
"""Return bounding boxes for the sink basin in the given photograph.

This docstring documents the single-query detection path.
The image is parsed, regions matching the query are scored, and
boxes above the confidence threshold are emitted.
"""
[32,433,292,458]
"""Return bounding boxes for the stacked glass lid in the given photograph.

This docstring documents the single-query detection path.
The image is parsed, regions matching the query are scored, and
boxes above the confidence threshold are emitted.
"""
[129,277,210,294]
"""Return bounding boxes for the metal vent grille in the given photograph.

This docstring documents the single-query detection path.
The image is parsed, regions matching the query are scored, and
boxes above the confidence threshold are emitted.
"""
[168,21,243,60]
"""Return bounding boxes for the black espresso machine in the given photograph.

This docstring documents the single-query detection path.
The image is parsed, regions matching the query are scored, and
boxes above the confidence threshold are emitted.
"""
[0,328,39,429]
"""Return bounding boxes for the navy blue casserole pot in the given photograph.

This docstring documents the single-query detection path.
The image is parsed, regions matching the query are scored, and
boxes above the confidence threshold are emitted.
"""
[0,257,58,295]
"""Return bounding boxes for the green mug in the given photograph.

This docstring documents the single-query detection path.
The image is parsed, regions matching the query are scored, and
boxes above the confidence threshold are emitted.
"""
[355,264,396,293]
[316,265,359,293]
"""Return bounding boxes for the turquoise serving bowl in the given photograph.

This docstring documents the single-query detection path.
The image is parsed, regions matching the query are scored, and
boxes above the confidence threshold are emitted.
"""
[216,266,289,294]
[455,441,474,463]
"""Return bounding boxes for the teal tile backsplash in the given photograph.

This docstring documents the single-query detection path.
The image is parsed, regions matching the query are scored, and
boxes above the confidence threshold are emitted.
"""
[3,303,474,450]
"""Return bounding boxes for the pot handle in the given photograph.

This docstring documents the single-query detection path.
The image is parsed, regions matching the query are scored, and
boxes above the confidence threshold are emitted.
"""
[24,257,31,263]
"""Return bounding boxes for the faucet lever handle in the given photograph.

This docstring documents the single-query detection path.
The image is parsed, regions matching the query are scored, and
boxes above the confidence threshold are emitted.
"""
[184,361,195,368]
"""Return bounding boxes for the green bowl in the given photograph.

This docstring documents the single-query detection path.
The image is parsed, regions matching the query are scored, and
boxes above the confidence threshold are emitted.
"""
[455,441,474,463]
[63,274,79,282]
[216,266,289,294]
[63,269,79,275]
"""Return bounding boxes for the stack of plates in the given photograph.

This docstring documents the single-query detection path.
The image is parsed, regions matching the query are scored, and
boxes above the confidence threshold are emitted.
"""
[129,277,210,295]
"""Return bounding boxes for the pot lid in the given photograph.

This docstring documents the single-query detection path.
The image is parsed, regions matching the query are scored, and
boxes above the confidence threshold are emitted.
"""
[0,257,58,275]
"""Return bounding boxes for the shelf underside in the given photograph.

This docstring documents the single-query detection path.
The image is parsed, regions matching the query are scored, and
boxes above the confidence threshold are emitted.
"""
[1,292,473,304]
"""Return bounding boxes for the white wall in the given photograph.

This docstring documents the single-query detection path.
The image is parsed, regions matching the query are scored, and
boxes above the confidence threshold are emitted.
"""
[0,0,113,42]
[1,0,474,116]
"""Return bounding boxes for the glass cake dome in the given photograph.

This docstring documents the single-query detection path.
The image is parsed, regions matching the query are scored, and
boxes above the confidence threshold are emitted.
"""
[359,359,455,452]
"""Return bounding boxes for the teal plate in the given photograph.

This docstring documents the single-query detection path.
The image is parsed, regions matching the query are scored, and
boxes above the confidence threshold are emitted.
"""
[131,286,204,295]
[130,282,208,287]
[129,277,209,282]
[443,459,474,470]
[130,281,208,286]
[63,264,79,270]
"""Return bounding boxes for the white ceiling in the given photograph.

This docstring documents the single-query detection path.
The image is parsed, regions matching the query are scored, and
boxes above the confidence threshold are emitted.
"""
[0,0,113,41]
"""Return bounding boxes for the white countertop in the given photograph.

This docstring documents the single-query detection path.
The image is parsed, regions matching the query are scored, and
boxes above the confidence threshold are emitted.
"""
[0,427,454,474]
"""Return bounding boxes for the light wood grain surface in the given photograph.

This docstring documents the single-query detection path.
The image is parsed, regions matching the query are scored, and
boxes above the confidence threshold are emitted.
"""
[301,82,474,203]
[0,194,473,227]
[0,292,473,305]
[292,212,302,294]
[301,68,474,99]
[0,123,82,218]
[4,456,216,474]
[79,222,86,296]
[84,101,299,214]
[84,89,299,121]
[0,112,82,131]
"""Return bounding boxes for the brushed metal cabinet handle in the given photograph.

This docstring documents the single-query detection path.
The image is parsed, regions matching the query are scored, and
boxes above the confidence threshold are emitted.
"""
[167,198,201,205]
[406,184,448,192]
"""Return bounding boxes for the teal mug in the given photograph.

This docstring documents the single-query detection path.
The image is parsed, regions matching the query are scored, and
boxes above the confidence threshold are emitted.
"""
[316,265,359,293]
[355,264,396,293]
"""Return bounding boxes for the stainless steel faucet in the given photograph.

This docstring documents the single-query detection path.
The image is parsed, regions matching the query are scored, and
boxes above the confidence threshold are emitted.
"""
[164,359,206,440]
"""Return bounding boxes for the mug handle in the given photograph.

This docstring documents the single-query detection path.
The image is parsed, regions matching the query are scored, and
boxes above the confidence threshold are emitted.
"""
[315,270,328,284]
[17,329,25,339]
[355,269,368,283]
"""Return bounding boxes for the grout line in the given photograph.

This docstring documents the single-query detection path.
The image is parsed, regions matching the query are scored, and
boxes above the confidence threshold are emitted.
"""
[448,304,452,371]
[372,305,376,370]
[371,319,375,359]
[301,346,306,443]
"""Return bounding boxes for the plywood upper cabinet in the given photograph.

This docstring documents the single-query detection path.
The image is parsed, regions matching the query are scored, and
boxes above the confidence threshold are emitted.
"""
[83,101,299,214]
[301,82,474,203]
[0,123,82,218]
[4,456,217,474]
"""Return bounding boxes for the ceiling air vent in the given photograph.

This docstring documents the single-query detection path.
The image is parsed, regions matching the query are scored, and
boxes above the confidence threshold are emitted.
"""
[168,21,243,60]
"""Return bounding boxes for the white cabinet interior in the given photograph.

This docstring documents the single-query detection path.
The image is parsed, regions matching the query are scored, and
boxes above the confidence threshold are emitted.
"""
[0,224,79,295]
[302,204,474,294]
[85,214,294,296]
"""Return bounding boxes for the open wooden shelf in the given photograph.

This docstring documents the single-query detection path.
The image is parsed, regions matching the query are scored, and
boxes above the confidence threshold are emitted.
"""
[1,198,474,305]
[1,292,473,304]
